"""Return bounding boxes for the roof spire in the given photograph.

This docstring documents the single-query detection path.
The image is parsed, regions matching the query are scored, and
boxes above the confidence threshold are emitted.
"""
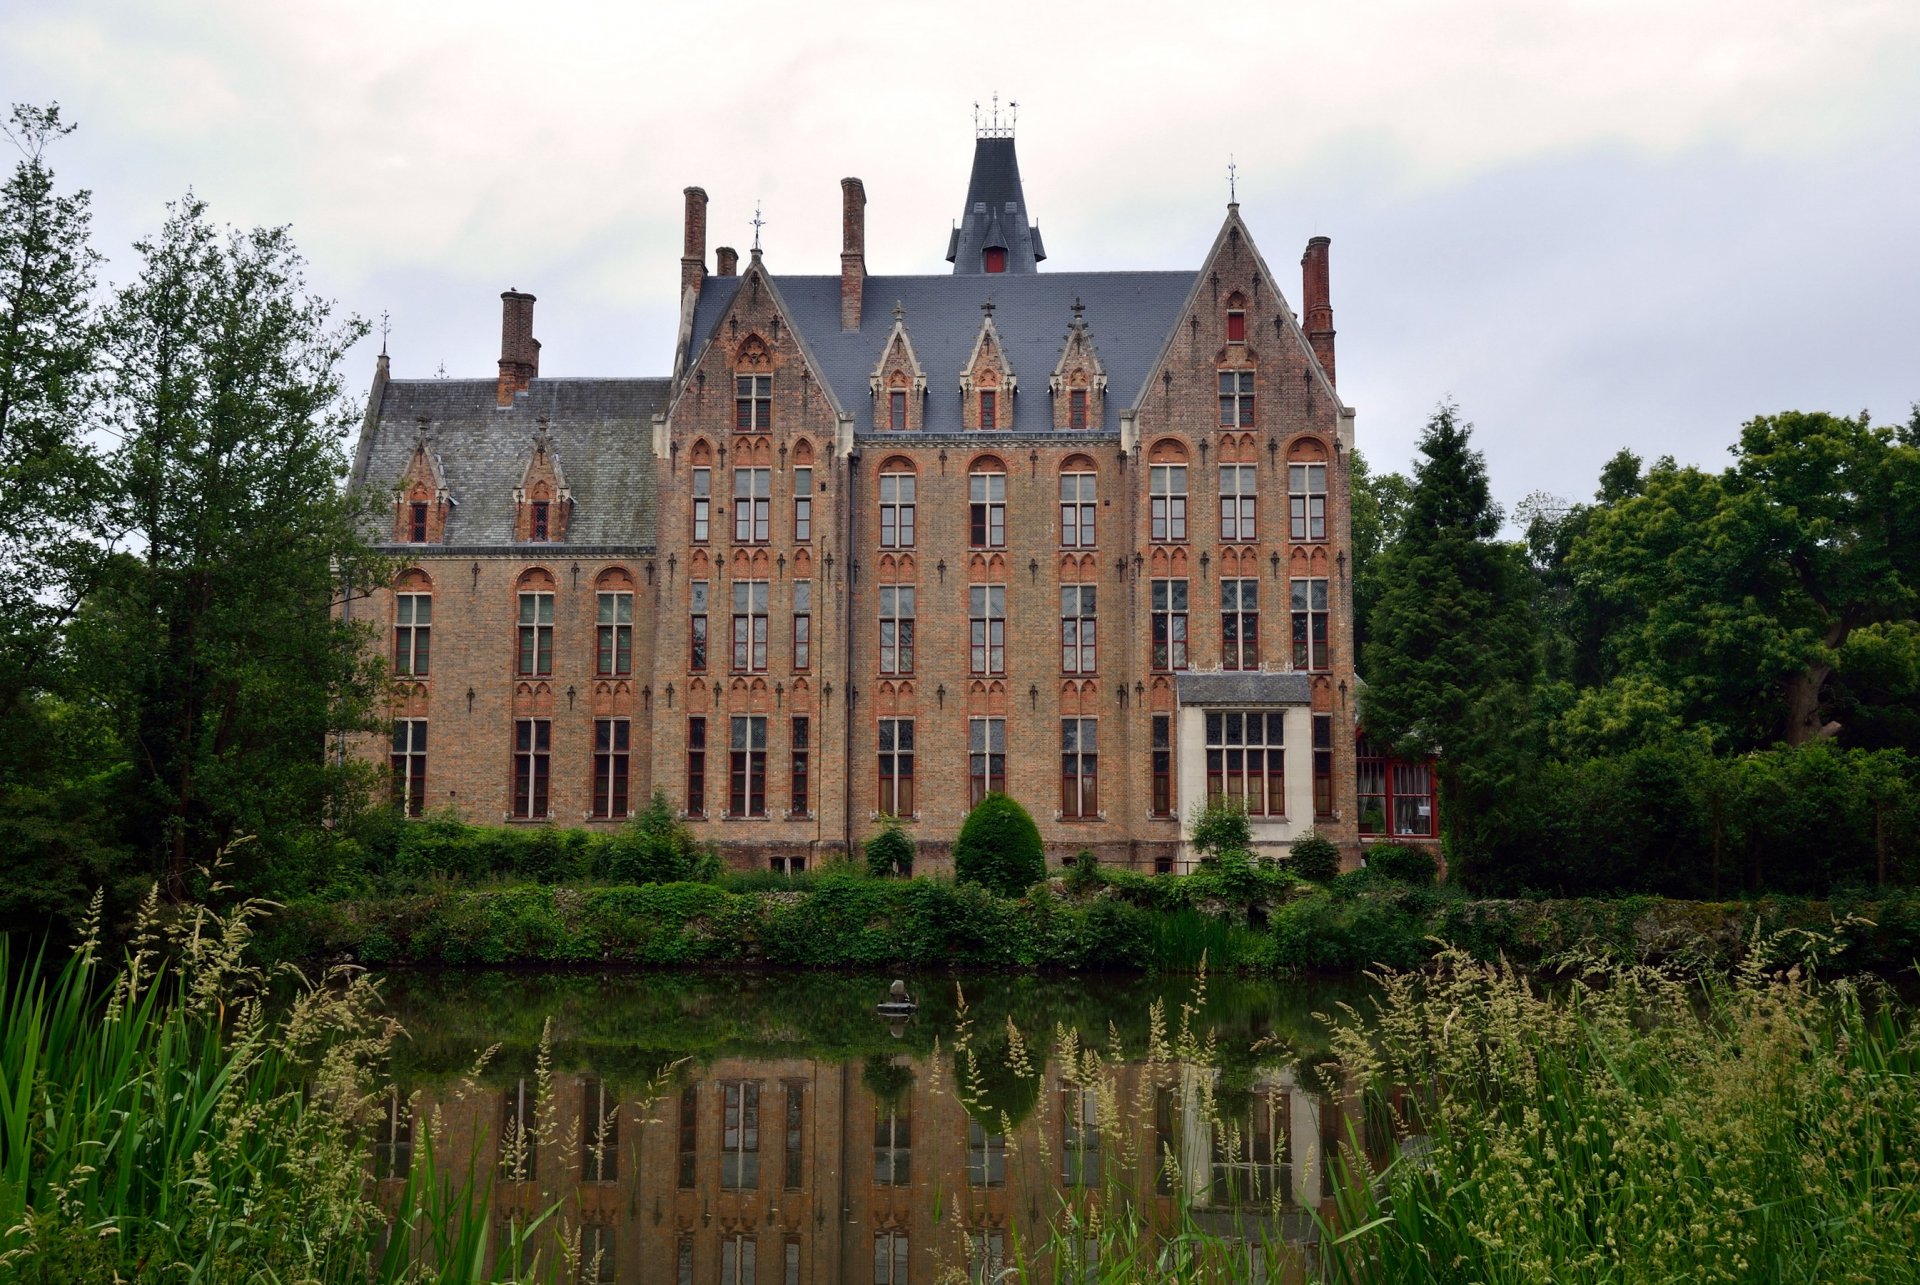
[948,101,1045,275]
[379,309,391,356]
[1227,155,1238,206]
[750,201,765,254]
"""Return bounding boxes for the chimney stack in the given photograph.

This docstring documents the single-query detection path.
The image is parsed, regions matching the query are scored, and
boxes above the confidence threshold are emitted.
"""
[716,246,739,277]
[1301,236,1336,386]
[681,186,708,301]
[496,289,539,407]
[840,176,866,330]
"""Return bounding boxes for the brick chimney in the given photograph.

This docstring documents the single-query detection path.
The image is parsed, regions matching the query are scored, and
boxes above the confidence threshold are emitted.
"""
[496,289,539,407]
[1301,236,1336,386]
[716,245,739,277]
[840,177,866,330]
[681,186,708,300]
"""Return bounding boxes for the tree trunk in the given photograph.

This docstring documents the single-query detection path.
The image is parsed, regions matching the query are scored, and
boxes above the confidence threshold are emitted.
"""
[1781,662,1837,746]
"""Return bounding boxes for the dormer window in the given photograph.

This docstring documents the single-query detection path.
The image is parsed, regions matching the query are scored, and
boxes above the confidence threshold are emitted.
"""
[890,390,907,430]
[1068,389,1087,430]
[531,500,550,541]
[1227,309,1246,343]
[409,501,428,543]
[979,390,997,429]
[983,247,1007,274]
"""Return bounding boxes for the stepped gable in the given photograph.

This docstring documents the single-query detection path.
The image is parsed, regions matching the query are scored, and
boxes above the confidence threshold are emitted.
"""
[687,271,1194,435]
[352,377,670,549]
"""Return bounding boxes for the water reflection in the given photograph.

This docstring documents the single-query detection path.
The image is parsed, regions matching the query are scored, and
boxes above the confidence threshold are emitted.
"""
[373,969,1379,1283]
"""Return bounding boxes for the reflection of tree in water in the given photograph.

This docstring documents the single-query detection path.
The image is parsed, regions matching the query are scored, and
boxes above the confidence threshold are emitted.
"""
[860,1054,914,1107]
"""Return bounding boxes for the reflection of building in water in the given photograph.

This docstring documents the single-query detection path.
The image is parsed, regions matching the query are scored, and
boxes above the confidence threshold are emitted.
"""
[376,1053,1362,1283]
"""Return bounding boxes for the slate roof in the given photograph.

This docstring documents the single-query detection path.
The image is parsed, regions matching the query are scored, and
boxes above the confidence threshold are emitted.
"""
[947,136,1046,274]
[688,270,1197,435]
[350,377,670,549]
[1176,673,1314,706]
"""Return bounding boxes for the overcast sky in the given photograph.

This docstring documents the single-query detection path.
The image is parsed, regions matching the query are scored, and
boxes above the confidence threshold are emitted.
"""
[5,0,1917,515]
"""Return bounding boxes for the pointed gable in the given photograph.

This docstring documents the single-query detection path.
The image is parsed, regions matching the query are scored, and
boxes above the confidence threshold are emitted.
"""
[1049,300,1109,431]
[393,433,454,543]
[868,301,928,431]
[512,426,572,542]
[958,301,1017,431]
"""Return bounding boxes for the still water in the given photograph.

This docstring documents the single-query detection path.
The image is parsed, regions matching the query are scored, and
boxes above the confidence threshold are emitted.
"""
[371,968,1382,1283]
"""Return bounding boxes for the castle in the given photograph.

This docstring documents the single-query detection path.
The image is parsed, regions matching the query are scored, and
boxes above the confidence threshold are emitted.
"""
[346,126,1437,871]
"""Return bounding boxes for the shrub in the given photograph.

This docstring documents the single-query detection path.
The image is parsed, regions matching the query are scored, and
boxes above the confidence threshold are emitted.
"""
[602,792,709,884]
[1190,798,1251,861]
[865,819,915,878]
[1367,842,1437,887]
[1064,847,1102,895]
[1288,831,1341,882]
[953,793,1046,897]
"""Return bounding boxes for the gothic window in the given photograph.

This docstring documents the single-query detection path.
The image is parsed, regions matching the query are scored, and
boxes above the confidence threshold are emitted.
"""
[687,717,707,817]
[692,465,712,542]
[1226,291,1247,344]
[879,585,914,674]
[879,461,916,548]
[391,719,426,816]
[793,466,813,542]
[1061,584,1097,673]
[733,580,770,672]
[1069,388,1087,429]
[394,581,431,677]
[979,389,997,429]
[890,389,907,429]
[969,716,1006,804]
[736,374,772,431]
[593,719,630,819]
[729,717,768,818]
[1219,464,1257,541]
[877,719,914,815]
[969,584,1005,676]
[1060,460,1096,547]
[789,718,810,817]
[1061,720,1099,820]
[1289,440,1330,542]
[409,501,428,542]
[969,461,1006,548]
[511,719,551,820]
[1291,577,1330,671]
[734,467,771,543]
[515,571,555,676]
[1151,578,1189,671]
[690,580,709,672]
[1150,464,1188,543]
[1150,714,1174,818]
[1219,370,1255,427]
[1221,579,1259,670]
[597,580,633,676]
[792,579,811,670]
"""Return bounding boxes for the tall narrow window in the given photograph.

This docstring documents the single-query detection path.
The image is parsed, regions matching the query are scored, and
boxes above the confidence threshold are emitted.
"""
[792,580,811,670]
[721,1236,756,1285]
[1222,579,1259,670]
[1060,471,1096,547]
[733,580,769,672]
[792,465,813,542]
[1150,465,1188,542]
[690,581,709,672]
[720,1081,761,1189]
[1061,719,1099,820]
[1226,307,1247,343]
[968,717,1006,805]
[517,591,554,676]
[597,591,633,676]
[1205,711,1286,816]
[500,1077,537,1182]
[677,1085,698,1188]
[1061,584,1097,673]
[374,1088,412,1180]
[879,585,914,674]
[593,719,630,819]
[692,467,711,542]
[1150,714,1173,818]
[1212,1091,1288,1205]
[1289,462,1328,541]
[789,717,810,816]
[1062,1087,1101,1184]
[978,389,997,429]
[783,1081,805,1189]
[1313,713,1334,821]
[734,468,771,543]
[580,1226,615,1285]
[408,501,428,543]
[1290,578,1330,671]
[677,1236,694,1285]
[1218,370,1255,426]
[873,1094,911,1185]
[967,1120,1006,1187]
[1151,579,1189,671]
[394,592,431,676]
[1068,388,1088,429]
[784,1239,801,1285]
[736,374,771,430]
[729,716,768,818]
[1219,464,1257,541]
[889,390,907,430]
[968,1231,1007,1283]
[969,468,1006,547]
[530,499,550,541]
[877,718,914,816]
[874,1232,909,1285]
[582,1078,619,1182]
[969,585,1006,676]
[879,471,916,548]
[686,718,707,817]
[512,719,551,819]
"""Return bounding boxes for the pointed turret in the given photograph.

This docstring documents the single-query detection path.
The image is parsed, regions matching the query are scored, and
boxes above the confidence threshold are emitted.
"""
[947,133,1046,275]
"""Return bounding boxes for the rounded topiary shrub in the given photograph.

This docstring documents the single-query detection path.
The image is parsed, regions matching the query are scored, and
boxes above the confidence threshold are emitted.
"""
[1287,831,1341,883]
[953,793,1046,897]
[1367,842,1437,887]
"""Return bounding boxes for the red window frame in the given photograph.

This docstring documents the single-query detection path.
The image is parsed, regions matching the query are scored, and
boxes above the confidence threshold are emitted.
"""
[983,247,1007,273]
[1357,733,1438,838]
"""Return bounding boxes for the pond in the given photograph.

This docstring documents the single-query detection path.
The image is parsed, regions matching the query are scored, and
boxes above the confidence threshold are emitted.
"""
[371,968,1384,1283]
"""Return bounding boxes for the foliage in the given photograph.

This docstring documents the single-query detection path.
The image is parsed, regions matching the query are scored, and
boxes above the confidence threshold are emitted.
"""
[1287,830,1341,882]
[953,792,1046,897]
[1348,447,1411,661]
[864,817,914,878]
[602,792,714,885]
[1188,796,1251,861]
[1366,842,1437,887]
[1064,847,1102,894]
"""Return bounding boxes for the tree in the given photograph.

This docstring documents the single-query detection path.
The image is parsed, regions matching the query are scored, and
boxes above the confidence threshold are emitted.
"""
[1348,448,1411,659]
[83,197,387,897]
[865,818,914,878]
[604,792,708,883]
[952,793,1045,897]
[1360,403,1540,859]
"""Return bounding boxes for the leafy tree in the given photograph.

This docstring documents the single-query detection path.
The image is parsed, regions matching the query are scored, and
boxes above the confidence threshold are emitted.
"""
[1360,402,1540,859]
[1287,831,1341,882]
[1349,448,1411,658]
[82,197,387,897]
[864,819,914,878]
[603,792,708,884]
[953,793,1045,897]
[1188,797,1250,862]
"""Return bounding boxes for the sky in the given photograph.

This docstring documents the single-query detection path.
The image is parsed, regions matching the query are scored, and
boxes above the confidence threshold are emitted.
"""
[5,0,1917,516]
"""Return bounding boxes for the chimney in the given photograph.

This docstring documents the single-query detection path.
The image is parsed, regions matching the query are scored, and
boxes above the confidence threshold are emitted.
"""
[681,186,708,301]
[716,246,739,277]
[1301,236,1336,386]
[496,289,539,407]
[840,176,866,330]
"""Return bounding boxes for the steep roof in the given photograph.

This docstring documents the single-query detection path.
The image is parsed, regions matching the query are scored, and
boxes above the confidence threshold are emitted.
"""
[687,270,1196,435]
[350,377,669,549]
[947,136,1045,274]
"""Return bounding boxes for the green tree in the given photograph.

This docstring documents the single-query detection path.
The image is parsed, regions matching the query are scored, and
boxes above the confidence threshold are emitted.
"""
[1349,447,1410,659]
[603,792,708,884]
[1360,403,1541,860]
[865,818,914,878]
[952,793,1045,897]
[83,197,386,897]
[1188,797,1250,862]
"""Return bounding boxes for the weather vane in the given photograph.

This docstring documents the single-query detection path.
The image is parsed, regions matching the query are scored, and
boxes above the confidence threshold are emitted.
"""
[1228,155,1238,204]
[751,202,765,253]
[974,92,1017,139]
[379,309,391,356]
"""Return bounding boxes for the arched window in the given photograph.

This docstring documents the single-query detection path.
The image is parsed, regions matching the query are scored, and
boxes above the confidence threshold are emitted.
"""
[393,569,432,678]
[1148,441,1189,544]
[878,457,916,550]
[735,337,771,431]
[791,439,814,543]
[515,568,556,677]
[595,568,634,678]
[1059,456,1097,549]
[969,457,1007,550]
[1219,367,1255,428]
[1288,438,1329,543]
[1225,291,1247,344]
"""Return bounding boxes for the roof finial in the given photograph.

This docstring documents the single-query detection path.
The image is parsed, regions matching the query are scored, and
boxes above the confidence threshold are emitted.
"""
[893,300,905,323]
[379,309,391,356]
[750,201,765,254]
[975,91,1016,139]
[981,296,995,318]
[1228,155,1238,206]
[1070,296,1085,319]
